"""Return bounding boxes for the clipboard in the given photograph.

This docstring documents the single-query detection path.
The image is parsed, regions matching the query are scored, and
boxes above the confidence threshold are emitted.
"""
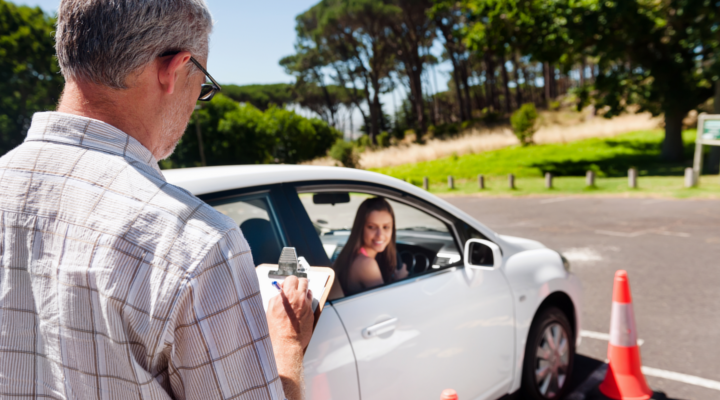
[255,263,335,330]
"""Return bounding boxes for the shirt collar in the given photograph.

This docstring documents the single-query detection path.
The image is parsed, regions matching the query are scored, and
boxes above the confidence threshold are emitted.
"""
[25,112,165,179]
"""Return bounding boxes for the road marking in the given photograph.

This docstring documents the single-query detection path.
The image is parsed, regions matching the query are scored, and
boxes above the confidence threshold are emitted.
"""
[581,330,644,346]
[577,331,720,392]
[595,229,690,238]
[539,197,574,204]
[562,248,602,262]
[641,366,720,391]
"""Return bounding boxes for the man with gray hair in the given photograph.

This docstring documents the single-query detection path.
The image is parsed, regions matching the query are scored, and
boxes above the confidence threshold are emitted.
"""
[0,0,313,399]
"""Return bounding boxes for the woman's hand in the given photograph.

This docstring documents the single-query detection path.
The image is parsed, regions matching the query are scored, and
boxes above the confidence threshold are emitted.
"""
[395,262,409,280]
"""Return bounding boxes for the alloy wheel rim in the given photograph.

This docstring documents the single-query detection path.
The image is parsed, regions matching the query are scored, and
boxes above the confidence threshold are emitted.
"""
[534,322,570,398]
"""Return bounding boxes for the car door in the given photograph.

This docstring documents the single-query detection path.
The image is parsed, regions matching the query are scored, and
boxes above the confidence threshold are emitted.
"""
[292,184,516,400]
[201,185,360,400]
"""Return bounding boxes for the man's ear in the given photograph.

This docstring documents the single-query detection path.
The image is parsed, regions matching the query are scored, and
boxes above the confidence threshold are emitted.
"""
[158,51,192,95]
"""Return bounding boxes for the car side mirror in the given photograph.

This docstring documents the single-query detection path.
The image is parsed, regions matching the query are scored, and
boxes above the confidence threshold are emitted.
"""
[464,239,502,270]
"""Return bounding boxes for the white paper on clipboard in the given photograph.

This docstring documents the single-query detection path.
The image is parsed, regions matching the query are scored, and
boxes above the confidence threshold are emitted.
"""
[256,266,330,313]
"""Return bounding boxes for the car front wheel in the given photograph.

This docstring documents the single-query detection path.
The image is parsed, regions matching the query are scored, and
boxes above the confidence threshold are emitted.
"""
[521,306,575,400]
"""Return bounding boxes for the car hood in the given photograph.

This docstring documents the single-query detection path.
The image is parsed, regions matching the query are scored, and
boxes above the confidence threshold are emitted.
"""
[498,234,546,253]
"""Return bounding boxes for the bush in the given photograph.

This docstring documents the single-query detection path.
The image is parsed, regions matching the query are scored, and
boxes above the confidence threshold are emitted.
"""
[511,103,539,146]
[376,131,390,148]
[329,139,360,168]
[161,94,342,168]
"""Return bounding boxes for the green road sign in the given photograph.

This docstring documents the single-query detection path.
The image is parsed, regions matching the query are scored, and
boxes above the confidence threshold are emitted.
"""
[702,119,720,140]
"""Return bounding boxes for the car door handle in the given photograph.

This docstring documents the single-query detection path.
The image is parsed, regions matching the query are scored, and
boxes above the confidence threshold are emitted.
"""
[362,318,398,339]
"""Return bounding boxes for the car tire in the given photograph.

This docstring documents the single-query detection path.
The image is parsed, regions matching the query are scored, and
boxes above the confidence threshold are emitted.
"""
[521,306,575,400]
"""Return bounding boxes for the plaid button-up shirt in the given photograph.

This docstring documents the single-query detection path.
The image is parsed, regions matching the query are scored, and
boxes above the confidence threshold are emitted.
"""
[0,112,285,400]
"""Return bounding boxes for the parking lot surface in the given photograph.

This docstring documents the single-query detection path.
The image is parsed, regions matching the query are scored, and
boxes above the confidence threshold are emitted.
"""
[445,196,720,400]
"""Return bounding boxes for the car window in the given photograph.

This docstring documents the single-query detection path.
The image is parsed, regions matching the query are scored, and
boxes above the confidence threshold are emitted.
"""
[208,192,286,266]
[299,191,461,296]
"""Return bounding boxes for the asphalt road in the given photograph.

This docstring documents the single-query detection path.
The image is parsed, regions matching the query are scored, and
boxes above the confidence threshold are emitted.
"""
[444,196,720,400]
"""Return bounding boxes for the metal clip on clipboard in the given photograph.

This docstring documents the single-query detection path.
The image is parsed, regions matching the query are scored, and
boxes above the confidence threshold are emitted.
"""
[268,247,307,278]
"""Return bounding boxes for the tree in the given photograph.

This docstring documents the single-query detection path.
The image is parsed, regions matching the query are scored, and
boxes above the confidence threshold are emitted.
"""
[386,0,435,137]
[562,0,720,161]
[431,0,473,122]
[280,46,339,126]
[221,83,294,110]
[0,0,63,156]
[291,0,398,144]
[161,94,341,169]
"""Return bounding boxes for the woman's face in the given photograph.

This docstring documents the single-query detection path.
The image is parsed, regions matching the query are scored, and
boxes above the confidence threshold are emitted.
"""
[363,210,393,253]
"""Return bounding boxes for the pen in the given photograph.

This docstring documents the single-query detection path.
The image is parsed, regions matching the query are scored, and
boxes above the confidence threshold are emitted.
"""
[272,281,282,291]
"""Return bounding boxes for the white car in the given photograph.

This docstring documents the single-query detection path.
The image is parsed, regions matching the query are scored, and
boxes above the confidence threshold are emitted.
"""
[165,165,583,400]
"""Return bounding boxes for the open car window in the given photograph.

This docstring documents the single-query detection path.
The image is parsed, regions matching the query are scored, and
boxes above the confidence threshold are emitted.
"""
[208,192,286,266]
[298,191,462,297]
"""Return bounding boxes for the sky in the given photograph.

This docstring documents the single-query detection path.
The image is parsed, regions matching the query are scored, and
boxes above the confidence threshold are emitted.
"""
[17,0,454,136]
[18,0,322,86]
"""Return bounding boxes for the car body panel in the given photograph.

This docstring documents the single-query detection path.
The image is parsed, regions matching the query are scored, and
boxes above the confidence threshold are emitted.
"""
[165,165,583,399]
[302,305,360,400]
[501,248,584,393]
[332,266,514,400]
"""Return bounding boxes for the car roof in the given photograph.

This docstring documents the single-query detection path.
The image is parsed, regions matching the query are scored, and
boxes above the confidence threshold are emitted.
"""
[163,165,500,241]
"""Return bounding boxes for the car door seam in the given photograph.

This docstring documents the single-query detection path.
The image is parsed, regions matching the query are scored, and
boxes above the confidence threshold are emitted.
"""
[331,303,364,400]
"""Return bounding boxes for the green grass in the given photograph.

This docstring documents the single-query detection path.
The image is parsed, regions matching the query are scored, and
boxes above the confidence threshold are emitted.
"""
[372,129,698,181]
[370,129,720,198]
[423,176,720,198]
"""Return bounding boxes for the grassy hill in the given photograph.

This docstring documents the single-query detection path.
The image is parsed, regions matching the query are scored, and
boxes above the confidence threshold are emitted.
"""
[372,130,698,182]
[371,129,720,198]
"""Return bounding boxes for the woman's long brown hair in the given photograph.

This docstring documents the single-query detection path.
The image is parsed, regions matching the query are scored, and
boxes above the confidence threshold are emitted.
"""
[333,197,397,293]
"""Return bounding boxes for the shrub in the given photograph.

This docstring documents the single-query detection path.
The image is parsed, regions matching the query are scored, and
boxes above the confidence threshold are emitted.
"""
[511,103,539,146]
[161,94,341,168]
[329,139,360,168]
[376,131,390,148]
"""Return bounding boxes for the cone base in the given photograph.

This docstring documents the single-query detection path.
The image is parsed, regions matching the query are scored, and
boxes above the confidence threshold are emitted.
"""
[599,346,652,400]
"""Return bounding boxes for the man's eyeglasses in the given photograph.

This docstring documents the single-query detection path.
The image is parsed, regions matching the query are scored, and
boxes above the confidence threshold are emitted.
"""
[160,51,221,101]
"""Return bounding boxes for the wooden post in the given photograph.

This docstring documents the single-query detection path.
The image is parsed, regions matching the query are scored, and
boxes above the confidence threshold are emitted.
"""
[423,177,429,190]
[628,168,638,188]
[586,170,595,187]
[508,174,515,189]
[545,172,553,189]
[448,176,454,190]
[684,167,697,188]
[478,175,485,190]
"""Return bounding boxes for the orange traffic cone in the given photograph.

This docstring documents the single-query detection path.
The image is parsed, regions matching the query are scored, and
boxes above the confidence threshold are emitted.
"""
[599,270,653,400]
[440,389,458,400]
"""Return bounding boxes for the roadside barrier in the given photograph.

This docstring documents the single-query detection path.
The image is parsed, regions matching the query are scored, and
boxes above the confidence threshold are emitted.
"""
[586,170,595,187]
[599,270,652,400]
[440,389,458,400]
[628,168,638,188]
[545,172,553,189]
[508,173,515,189]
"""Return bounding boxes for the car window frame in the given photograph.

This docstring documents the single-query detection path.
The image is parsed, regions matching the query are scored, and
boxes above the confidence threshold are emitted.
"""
[291,181,468,302]
[207,190,288,248]
[198,183,332,267]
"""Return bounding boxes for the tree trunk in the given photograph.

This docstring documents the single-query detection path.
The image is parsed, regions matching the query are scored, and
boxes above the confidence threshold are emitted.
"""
[460,58,473,120]
[661,111,685,162]
[449,52,467,121]
[500,53,512,113]
[485,54,497,111]
[513,52,523,108]
[580,59,586,86]
[543,62,551,106]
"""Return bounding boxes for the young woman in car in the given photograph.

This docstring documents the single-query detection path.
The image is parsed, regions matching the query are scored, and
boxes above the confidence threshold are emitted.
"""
[333,197,409,296]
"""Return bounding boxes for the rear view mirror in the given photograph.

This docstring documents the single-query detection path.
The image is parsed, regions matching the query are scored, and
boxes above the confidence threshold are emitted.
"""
[313,192,350,205]
[464,239,502,270]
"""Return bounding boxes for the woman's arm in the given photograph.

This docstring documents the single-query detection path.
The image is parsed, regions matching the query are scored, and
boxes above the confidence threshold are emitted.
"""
[349,257,384,291]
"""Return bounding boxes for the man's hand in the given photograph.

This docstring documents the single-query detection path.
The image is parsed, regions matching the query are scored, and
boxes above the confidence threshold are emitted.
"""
[267,276,314,400]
